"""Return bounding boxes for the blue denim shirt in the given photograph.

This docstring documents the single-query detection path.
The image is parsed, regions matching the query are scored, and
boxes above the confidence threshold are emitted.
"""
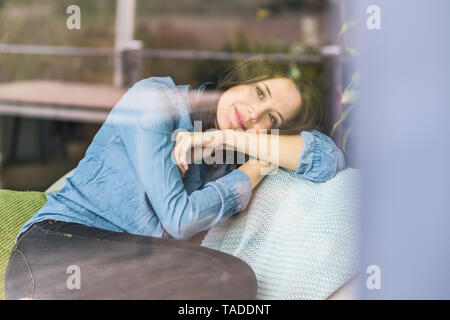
[18,76,346,240]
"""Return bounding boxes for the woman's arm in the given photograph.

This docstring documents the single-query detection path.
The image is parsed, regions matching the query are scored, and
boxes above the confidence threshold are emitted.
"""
[222,129,346,183]
[237,158,275,190]
[173,128,345,184]
[223,129,303,172]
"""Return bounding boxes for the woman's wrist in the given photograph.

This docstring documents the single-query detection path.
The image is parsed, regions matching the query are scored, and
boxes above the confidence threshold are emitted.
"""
[222,129,236,148]
[222,129,273,162]
[238,157,276,190]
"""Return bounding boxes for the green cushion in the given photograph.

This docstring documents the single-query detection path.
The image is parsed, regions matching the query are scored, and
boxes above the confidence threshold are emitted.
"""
[0,189,54,300]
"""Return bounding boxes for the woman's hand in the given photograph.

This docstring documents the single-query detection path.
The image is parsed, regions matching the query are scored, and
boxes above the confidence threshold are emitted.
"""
[172,130,224,177]
[237,158,277,190]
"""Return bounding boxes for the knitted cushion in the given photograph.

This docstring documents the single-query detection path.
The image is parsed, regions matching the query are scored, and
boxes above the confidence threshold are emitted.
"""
[201,168,360,300]
[0,189,51,300]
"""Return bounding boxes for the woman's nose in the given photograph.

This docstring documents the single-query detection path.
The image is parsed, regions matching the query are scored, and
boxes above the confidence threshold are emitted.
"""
[247,106,258,123]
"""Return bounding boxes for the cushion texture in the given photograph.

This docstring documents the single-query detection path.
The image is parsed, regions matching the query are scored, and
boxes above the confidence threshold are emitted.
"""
[201,168,360,300]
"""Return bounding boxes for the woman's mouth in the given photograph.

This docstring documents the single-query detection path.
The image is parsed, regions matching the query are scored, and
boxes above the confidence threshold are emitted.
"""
[234,106,246,130]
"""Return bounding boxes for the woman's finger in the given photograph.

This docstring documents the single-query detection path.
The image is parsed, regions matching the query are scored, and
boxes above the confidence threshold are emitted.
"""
[174,146,186,173]
[202,146,214,160]
[173,131,195,175]
[175,155,184,176]
[172,145,180,167]
[173,132,188,177]
[177,158,186,177]
[179,138,190,171]
[180,166,185,177]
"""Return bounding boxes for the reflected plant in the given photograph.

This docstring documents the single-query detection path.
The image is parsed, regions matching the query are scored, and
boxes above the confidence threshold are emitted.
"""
[332,71,359,152]
[330,19,361,153]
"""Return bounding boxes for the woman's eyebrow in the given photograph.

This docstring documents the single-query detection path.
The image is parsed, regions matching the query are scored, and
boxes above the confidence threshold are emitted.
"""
[262,82,272,99]
[276,110,284,124]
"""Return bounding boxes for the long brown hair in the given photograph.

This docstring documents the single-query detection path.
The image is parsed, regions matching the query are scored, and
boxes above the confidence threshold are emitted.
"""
[188,55,323,135]
[186,55,323,169]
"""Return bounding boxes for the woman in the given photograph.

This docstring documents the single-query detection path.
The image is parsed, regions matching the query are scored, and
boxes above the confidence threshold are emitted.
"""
[5,56,346,299]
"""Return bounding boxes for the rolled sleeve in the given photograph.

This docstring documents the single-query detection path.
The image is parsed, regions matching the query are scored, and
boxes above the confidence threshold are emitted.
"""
[205,168,252,217]
[295,130,346,183]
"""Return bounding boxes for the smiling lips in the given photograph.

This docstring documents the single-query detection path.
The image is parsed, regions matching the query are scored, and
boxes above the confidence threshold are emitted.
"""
[234,106,246,129]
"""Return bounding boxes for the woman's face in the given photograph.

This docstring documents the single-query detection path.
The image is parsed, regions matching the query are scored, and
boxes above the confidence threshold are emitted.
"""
[216,77,302,131]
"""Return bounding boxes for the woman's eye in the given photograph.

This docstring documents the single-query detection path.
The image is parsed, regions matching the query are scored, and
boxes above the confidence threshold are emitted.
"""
[268,113,277,125]
[256,86,265,100]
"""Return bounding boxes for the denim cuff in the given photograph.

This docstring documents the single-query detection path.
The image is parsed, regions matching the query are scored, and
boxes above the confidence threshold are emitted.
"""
[295,130,340,183]
[205,169,252,217]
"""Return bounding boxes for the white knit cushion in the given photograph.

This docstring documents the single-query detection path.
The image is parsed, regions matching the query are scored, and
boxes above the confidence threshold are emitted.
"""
[201,167,360,300]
